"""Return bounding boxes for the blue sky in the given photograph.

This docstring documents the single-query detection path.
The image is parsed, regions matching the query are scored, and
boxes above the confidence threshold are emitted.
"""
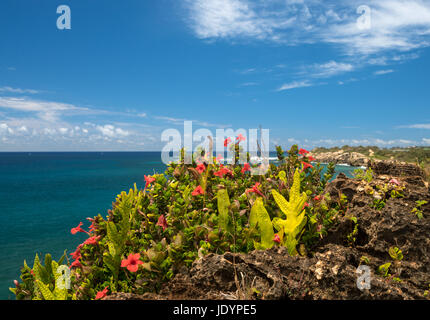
[0,0,430,151]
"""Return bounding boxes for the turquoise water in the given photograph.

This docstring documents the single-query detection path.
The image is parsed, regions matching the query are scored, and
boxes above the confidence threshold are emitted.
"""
[0,152,357,300]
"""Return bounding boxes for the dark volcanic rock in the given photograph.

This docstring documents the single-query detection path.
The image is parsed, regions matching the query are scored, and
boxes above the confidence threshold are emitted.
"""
[104,162,430,300]
[371,160,425,177]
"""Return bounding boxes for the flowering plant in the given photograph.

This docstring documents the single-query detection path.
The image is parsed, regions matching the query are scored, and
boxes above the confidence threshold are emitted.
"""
[12,144,344,300]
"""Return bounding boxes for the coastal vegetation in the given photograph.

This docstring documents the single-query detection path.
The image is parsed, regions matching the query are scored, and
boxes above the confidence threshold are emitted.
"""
[11,141,350,300]
[10,140,430,300]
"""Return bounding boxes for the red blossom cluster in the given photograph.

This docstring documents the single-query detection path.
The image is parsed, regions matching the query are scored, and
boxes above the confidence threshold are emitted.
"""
[246,182,264,197]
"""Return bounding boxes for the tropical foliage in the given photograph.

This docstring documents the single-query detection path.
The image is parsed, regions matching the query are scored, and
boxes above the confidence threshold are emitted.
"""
[11,142,349,300]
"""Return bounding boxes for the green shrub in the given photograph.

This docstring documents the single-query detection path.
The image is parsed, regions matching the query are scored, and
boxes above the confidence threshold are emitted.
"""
[12,144,348,300]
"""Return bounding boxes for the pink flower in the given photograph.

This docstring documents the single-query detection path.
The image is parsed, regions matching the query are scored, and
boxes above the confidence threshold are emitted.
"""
[70,244,83,260]
[121,253,143,273]
[241,163,251,174]
[71,222,87,235]
[216,154,224,163]
[83,236,100,246]
[87,217,97,233]
[192,185,205,196]
[236,134,246,143]
[273,234,281,244]
[224,137,232,147]
[95,286,109,300]
[196,163,206,174]
[156,214,168,231]
[144,175,156,188]
[389,178,400,186]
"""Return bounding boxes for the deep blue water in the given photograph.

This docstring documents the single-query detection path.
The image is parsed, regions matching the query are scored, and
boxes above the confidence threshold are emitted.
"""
[0,152,358,299]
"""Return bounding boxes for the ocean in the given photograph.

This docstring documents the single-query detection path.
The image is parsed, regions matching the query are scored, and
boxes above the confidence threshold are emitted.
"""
[0,152,358,300]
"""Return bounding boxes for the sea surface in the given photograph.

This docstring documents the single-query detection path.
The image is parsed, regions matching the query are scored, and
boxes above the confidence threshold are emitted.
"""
[0,152,358,300]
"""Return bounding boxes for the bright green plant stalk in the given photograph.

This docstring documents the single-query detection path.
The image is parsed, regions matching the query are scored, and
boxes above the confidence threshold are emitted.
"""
[271,168,308,255]
[103,185,138,289]
[217,189,231,233]
[249,198,274,250]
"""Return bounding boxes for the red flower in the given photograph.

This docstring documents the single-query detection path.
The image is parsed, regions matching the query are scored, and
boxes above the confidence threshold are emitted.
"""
[302,162,313,170]
[30,270,34,276]
[299,148,309,155]
[214,169,224,177]
[95,286,109,300]
[70,244,83,260]
[308,156,316,161]
[156,214,168,231]
[214,167,233,178]
[71,222,88,235]
[222,168,233,176]
[302,202,309,210]
[70,259,82,269]
[83,236,100,246]
[241,163,251,174]
[144,175,156,188]
[224,137,232,147]
[313,195,322,201]
[246,183,264,197]
[192,185,205,196]
[87,217,97,233]
[236,134,246,143]
[196,163,206,174]
[273,234,281,243]
[121,253,143,273]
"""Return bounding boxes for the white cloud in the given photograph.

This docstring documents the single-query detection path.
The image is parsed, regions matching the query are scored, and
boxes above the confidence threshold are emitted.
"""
[0,96,88,122]
[59,128,69,135]
[400,123,430,129]
[310,60,354,78]
[374,69,395,75]
[43,128,56,135]
[96,124,130,138]
[186,0,284,40]
[0,86,39,94]
[17,126,28,133]
[277,80,312,91]
[186,0,430,55]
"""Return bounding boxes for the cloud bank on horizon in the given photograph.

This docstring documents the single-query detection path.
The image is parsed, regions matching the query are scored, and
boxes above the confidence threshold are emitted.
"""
[1,0,430,151]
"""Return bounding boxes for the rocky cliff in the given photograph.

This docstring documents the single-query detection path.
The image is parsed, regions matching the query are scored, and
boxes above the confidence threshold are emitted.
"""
[105,161,430,300]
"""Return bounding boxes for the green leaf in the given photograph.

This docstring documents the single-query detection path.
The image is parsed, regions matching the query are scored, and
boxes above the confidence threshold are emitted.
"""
[388,247,403,261]
[36,280,55,300]
[249,198,274,249]
[378,263,391,277]
[217,189,231,233]
[271,169,308,256]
